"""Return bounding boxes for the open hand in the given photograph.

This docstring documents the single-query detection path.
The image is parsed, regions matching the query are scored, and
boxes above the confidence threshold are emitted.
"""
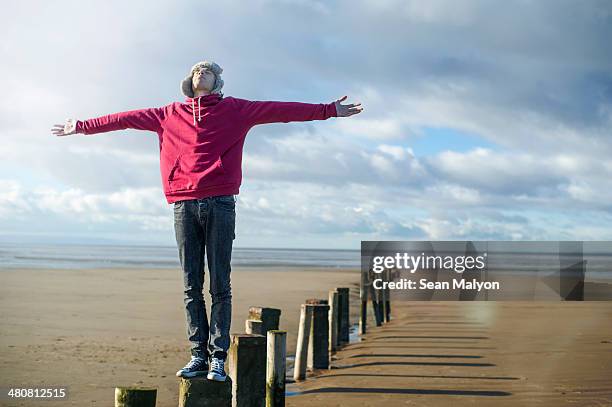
[51,118,77,137]
[334,95,363,117]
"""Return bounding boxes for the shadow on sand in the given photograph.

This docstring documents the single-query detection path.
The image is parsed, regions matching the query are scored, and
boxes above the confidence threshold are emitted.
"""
[332,360,495,368]
[347,353,484,359]
[314,372,522,381]
[288,387,511,397]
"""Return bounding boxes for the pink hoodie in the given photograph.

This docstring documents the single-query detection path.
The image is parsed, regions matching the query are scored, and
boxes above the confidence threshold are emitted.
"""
[75,94,337,204]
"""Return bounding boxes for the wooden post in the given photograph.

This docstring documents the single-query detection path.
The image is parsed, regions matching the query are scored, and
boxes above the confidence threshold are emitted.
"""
[359,269,369,335]
[384,268,392,322]
[248,307,281,333]
[247,307,281,352]
[369,280,383,326]
[381,268,390,323]
[336,288,350,344]
[228,334,266,407]
[308,304,330,370]
[328,290,339,353]
[293,304,313,381]
[245,319,264,335]
[376,285,384,325]
[266,330,287,407]
[115,387,156,407]
[178,378,232,407]
[305,298,328,305]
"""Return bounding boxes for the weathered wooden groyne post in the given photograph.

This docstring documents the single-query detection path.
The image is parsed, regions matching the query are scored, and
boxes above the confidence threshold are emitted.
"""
[368,278,383,326]
[115,387,157,407]
[293,304,313,381]
[228,333,266,407]
[359,269,369,335]
[245,319,264,335]
[266,330,287,407]
[336,287,350,344]
[307,303,330,370]
[382,268,391,323]
[328,289,339,352]
[305,298,328,305]
[178,378,232,407]
[246,306,281,336]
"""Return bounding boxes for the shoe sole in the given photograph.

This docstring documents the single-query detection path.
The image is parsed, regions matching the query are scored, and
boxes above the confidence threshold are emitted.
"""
[177,370,208,378]
[207,372,227,381]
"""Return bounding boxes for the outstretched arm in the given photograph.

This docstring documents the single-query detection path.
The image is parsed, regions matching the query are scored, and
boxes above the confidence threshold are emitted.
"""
[239,95,363,127]
[51,106,166,137]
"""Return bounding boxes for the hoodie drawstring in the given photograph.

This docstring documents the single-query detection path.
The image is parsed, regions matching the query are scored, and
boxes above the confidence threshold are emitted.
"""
[191,97,203,126]
[190,94,222,127]
[192,99,196,125]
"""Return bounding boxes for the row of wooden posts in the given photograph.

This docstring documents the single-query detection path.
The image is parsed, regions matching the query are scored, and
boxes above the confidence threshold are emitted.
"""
[115,284,372,407]
[360,267,394,334]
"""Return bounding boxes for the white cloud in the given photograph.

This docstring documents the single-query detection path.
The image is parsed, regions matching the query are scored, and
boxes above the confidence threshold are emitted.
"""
[377,144,415,161]
[332,117,406,140]
[0,180,33,218]
[0,182,170,230]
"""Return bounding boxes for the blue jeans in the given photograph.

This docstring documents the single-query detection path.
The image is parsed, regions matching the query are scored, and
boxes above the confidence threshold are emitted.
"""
[173,194,236,360]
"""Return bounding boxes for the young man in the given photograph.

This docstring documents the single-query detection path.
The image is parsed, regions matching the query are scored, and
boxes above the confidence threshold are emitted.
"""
[51,60,363,381]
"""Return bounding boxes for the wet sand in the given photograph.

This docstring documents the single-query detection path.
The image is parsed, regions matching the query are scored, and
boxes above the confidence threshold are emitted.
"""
[0,266,360,406]
[287,301,612,406]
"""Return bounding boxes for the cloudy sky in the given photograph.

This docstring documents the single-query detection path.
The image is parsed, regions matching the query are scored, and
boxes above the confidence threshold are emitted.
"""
[1,0,611,249]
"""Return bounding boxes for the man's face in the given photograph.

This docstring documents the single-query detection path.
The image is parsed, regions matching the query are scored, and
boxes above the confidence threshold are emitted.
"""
[192,68,216,93]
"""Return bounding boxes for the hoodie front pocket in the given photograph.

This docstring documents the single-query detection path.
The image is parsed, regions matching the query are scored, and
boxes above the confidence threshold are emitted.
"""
[168,153,228,192]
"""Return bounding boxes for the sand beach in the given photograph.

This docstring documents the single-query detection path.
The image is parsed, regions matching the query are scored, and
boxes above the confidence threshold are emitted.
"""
[0,266,360,406]
[1,266,611,406]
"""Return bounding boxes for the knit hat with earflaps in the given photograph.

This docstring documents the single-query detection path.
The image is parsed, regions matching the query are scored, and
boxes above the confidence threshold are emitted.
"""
[181,60,225,98]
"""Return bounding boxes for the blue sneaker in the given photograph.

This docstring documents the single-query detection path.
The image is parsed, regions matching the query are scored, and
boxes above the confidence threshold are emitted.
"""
[176,356,209,378]
[207,357,227,381]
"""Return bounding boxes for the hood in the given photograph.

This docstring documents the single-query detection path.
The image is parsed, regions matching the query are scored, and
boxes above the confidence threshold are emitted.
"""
[184,93,223,126]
